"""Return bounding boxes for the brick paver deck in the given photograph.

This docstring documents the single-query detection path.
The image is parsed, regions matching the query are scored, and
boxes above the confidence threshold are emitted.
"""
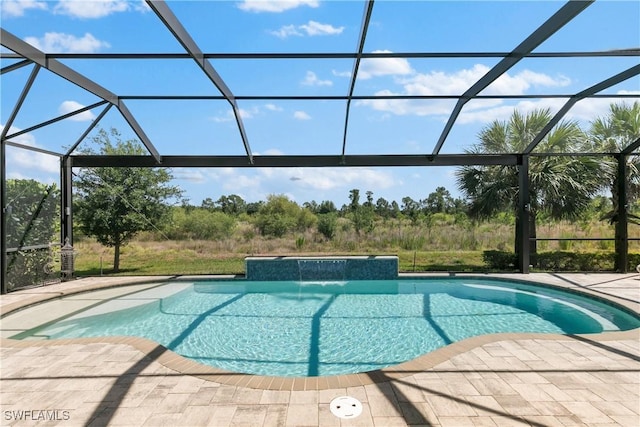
[1,273,638,426]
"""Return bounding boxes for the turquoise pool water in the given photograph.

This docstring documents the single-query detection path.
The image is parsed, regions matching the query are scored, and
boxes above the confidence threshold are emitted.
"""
[17,279,640,377]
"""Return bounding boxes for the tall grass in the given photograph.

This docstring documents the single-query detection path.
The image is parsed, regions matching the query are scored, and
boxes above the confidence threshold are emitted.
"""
[73,218,640,276]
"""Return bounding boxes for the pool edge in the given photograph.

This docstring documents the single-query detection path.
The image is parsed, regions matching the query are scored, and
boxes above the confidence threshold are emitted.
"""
[2,328,638,391]
[2,273,639,390]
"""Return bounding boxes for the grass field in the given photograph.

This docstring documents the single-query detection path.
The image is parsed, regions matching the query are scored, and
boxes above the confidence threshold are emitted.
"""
[72,218,640,276]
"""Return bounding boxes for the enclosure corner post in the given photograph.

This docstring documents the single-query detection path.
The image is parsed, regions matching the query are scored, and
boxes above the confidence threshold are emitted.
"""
[615,154,629,273]
[1,138,6,294]
[61,156,73,246]
[517,155,530,274]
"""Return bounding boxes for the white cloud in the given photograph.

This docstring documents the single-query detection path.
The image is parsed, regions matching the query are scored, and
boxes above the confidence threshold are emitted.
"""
[357,50,414,80]
[397,64,488,96]
[270,20,343,38]
[301,71,332,87]
[561,92,640,123]
[59,100,96,121]
[1,124,36,146]
[1,0,47,18]
[287,168,396,192]
[357,63,573,118]
[269,24,302,38]
[199,164,396,204]
[293,111,311,120]
[238,0,319,13]
[2,124,60,176]
[19,154,58,176]
[133,0,151,13]
[54,0,130,18]
[173,169,207,184]
[264,103,283,112]
[482,67,571,96]
[457,102,546,124]
[357,91,456,117]
[24,32,110,53]
[211,114,233,123]
[456,90,638,125]
[181,161,407,205]
[238,108,255,119]
[390,64,569,98]
[332,69,351,78]
[211,107,259,122]
[299,21,344,36]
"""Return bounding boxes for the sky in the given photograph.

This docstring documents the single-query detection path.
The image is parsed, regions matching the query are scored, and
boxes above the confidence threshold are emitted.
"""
[1,0,639,207]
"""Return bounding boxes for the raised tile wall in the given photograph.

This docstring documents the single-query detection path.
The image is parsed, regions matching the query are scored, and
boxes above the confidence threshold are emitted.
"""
[245,256,398,281]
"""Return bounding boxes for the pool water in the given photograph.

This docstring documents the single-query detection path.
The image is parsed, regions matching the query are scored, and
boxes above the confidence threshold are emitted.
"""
[16,279,640,377]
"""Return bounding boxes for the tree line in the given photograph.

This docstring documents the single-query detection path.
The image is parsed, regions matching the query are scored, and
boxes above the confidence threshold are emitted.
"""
[193,186,465,221]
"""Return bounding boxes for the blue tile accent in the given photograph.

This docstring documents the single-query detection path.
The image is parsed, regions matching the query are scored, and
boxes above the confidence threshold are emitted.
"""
[245,256,398,281]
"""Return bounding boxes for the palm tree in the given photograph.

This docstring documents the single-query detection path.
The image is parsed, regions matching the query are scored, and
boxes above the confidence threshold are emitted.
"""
[587,102,640,270]
[456,109,601,258]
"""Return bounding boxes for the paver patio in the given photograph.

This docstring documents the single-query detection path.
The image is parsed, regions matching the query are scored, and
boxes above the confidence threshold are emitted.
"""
[1,273,638,426]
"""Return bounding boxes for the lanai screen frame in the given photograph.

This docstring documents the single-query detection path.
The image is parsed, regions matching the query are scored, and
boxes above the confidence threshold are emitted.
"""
[1,0,639,293]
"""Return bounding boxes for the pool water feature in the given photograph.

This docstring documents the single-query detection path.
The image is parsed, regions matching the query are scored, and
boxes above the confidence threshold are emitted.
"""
[297,259,347,281]
[12,279,640,377]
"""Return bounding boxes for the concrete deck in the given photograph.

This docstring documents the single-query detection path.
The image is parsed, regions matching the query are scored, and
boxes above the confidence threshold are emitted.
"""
[1,273,639,426]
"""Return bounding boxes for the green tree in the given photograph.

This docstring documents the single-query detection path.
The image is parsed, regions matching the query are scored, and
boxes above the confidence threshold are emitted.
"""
[375,197,392,219]
[587,102,640,270]
[215,194,246,215]
[74,128,182,272]
[348,188,374,234]
[401,196,421,225]
[348,189,360,210]
[318,200,337,214]
[245,201,263,215]
[201,197,216,211]
[390,200,401,218]
[303,200,319,213]
[424,186,455,214]
[253,194,314,237]
[456,109,601,257]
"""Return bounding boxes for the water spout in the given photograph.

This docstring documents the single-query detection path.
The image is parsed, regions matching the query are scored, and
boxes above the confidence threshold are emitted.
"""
[297,259,347,282]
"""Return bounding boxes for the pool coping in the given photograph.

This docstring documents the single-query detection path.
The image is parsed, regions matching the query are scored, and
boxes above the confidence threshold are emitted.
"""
[1,273,639,391]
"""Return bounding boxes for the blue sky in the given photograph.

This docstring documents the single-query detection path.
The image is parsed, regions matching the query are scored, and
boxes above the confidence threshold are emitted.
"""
[1,0,639,207]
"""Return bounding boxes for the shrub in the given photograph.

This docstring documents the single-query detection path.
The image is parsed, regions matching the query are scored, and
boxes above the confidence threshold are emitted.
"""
[317,213,338,240]
[254,195,315,237]
[255,213,296,237]
[297,208,318,231]
[166,208,236,240]
[629,253,640,271]
[534,251,614,271]
[482,250,517,270]
[483,250,625,271]
[7,248,58,291]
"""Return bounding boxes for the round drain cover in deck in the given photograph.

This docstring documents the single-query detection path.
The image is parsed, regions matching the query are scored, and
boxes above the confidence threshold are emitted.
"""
[330,396,362,419]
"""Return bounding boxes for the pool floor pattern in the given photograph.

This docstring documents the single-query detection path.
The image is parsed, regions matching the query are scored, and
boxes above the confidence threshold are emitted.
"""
[1,273,639,426]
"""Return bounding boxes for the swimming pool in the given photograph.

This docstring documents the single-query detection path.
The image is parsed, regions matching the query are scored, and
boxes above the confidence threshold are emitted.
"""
[12,278,640,377]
